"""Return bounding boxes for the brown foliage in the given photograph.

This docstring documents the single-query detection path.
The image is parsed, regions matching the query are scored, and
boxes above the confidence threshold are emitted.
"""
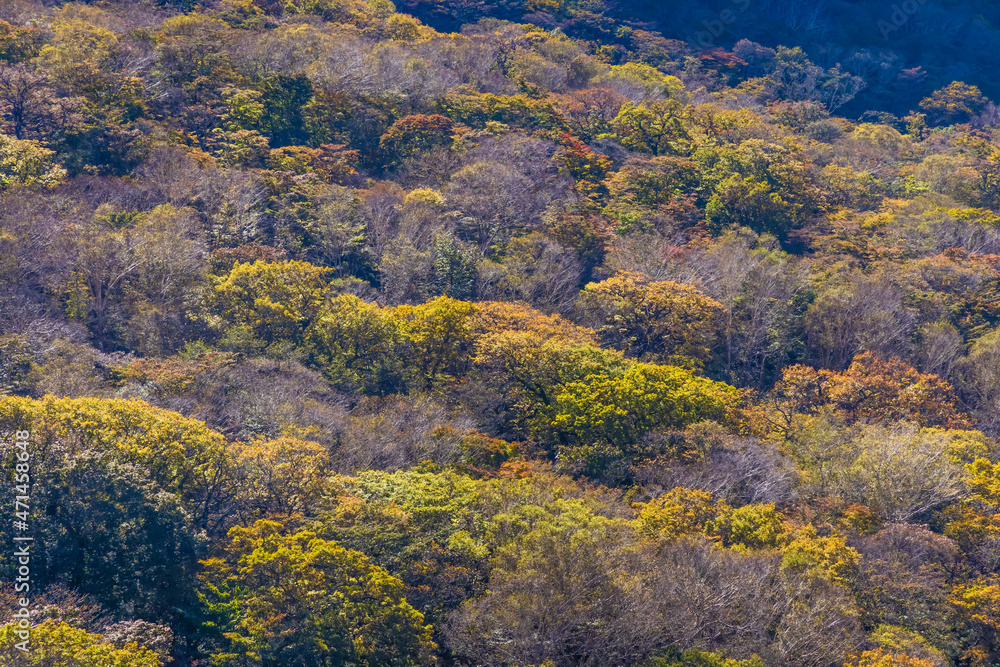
[766,352,970,432]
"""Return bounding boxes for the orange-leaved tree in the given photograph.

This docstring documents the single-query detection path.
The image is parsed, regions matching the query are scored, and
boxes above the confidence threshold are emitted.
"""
[763,352,970,433]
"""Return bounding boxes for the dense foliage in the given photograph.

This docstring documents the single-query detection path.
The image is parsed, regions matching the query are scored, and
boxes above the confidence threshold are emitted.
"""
[2,0,1000,666]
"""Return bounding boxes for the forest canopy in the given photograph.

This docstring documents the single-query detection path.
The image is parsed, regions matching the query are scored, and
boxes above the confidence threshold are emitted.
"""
[2,0,1000,666]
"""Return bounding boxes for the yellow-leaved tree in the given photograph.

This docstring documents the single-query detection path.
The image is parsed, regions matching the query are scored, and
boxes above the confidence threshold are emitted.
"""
[212,259,332,345]
[391,296,478,389]
[0,133,65,190]
[0,395,230,619]
[578,272,723,367]
[0,621,163,667]
[199,519,435,667]
[307,293,404,393]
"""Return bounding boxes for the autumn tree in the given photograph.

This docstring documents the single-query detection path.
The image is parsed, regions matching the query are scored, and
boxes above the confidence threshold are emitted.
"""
[471,331,627,439]
[0,64,82,142]
[0,132,65,190]
[609,99,694,156]
[0,20,41,64]
[274,180,372,277]
[696,139,820,240]
[765,353,969,433]
[553,87,628,141]
[599,62,685,100]
[0,621,163,667]
[444,160,543,254]
[841,649,937,667]
[153,13,233,90]
[802,271,919,372]
[471,300,597,346]
[578,272,723,366]
[825,354,969,428]
[919,81,988,125]
[541,361,736,479]
[854,524,961,652]
[379,114,456,166]
[601,156,702,234]
[445,505,660,667]
[200,520,435,666]
[633,423,797,506]
[955,328,1000,435]
[943,457,1000,573]
[120,204,209,355]
[634,487,726,541]
[479,232,582,313]
[646,650,766,667]
[0,396,232,619]
[36,9,129,107]
[786,418,970,522]
[554,133,613,197]
[685,230,808,388]
[307,293,404,393]
[211,259,333,346]
[392,296,477,389]
[225,436,333,524]
[543,213,609,279]
[949,575,1000,665]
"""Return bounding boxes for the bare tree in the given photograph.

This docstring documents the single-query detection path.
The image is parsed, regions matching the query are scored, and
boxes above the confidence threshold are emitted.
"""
[0,64,83,141]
